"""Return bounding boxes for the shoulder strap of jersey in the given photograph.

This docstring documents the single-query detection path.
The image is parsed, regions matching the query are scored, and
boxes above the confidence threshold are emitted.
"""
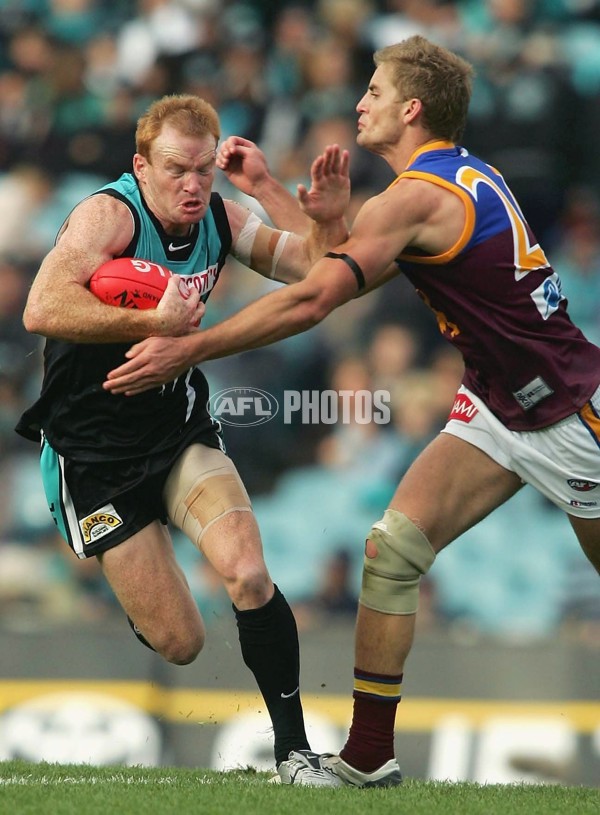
[209,192,232,268]
[92,188,140,258]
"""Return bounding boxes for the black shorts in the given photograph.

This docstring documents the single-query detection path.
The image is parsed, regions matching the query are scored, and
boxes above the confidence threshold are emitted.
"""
[40,430,223,559]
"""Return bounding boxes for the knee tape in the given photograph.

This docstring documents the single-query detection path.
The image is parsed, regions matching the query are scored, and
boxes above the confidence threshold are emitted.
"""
[360,509,436,615]
[164,446,252,545]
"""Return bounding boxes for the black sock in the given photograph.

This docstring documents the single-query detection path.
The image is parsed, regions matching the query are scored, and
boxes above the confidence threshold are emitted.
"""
[234,585,309,765]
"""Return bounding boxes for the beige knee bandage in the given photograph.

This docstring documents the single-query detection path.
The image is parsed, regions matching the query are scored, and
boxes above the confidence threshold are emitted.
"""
[164,445,252,546]
[360,509,436,615]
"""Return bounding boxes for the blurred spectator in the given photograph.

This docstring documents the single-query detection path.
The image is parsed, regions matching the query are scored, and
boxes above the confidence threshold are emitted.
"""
[366,274,448,361]
[316,0,376,87]
[366,323,419,393]
[365,0,461,50]
[0,165,53,260]
[41,0,107,45]
[389,369,445,480]
[114,0,210,89]
[428,343,465,419]
[259,5,315,169]
[35,41,110,176]
[461,0,582,247]
[217,42,267,142]
[550,188,600,346]
[293,548,359,630]
[298,37,359,130]
[84,33,123,98]
[0,257,41,455]
[317,354,403,486]
[274,114,395,204]
[313,549,358,616]
[0,529,117,625]
[0,26,55,168]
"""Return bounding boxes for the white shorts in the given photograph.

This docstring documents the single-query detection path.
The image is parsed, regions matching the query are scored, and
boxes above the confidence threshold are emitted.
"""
[443,385,600,518]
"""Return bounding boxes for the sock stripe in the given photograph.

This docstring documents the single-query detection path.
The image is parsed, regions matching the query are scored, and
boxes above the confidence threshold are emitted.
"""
[354,678,402,701]
[354,670,401,685]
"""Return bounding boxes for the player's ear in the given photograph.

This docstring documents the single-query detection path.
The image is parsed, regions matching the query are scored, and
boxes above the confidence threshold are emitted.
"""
[132,153,146,181]
[403,97,422,124]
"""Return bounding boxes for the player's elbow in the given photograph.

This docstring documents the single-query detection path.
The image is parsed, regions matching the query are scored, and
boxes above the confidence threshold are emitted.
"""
[22,300,46,335]
[296,287,337,329]
[305,276,350,325]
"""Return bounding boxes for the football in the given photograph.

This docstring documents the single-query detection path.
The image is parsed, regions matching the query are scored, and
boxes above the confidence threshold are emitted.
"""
[89,257,174,310]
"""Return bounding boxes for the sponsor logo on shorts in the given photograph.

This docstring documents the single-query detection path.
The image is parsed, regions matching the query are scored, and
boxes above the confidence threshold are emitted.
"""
[569,499,598,508]
[567,479,598,492]
[449,394,478,422]
[80,504,123,544]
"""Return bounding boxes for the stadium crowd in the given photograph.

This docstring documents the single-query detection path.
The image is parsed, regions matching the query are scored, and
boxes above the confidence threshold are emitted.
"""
[0,0,599,641]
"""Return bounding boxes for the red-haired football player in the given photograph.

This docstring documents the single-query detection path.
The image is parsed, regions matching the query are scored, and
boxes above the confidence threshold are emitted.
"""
[17,93,349,786]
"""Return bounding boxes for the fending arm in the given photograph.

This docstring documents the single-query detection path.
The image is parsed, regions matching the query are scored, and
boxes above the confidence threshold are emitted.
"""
[104,183,415,394]
[218,136,350,235]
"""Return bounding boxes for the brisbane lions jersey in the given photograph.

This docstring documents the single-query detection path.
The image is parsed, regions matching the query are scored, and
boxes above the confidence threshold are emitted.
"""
[16,177,231,461]
[394,141,600,430]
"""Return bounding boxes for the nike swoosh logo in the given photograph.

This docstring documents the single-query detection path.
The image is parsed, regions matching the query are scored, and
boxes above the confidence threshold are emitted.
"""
[280,686,300,699]
[168,242,191,251]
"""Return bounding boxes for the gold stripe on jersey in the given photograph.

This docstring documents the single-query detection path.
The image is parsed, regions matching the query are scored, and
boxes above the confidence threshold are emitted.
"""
[395,170,476,264]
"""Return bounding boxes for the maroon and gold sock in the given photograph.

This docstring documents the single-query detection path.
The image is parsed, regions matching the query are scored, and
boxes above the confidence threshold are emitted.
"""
[340,667,402,772]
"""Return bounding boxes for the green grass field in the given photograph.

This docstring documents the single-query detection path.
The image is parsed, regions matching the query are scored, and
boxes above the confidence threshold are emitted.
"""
[1,761,599,815]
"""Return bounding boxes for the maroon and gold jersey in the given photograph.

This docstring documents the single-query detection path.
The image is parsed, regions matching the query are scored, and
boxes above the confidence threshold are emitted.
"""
[395,141,600,430]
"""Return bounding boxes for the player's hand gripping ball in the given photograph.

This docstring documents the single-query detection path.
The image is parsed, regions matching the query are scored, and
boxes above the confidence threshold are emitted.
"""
[89,257,188,309]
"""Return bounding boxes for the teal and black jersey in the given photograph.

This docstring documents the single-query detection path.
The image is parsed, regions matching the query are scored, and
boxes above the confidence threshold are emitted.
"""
[16,174,232,462]
[96,173,231,302]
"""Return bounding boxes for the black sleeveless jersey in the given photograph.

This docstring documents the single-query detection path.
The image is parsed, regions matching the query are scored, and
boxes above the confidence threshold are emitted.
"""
[16,177,232,462]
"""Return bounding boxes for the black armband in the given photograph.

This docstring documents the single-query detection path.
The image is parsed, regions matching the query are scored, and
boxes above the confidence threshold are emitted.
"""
[325,251,366,292]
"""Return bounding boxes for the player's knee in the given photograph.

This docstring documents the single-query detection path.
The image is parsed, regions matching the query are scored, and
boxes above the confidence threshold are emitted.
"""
[360,509,436,615]
[225,567,272,610]
[157,626,206,666]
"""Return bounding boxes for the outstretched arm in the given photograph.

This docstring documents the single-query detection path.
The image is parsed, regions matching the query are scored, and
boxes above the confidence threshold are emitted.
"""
[222,138,350,284]
[103,176,464,395]
[103,256,359,395]
[103,186,417,395]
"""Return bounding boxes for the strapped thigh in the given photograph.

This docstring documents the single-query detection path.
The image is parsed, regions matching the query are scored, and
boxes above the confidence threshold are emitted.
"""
[164,445,252,546]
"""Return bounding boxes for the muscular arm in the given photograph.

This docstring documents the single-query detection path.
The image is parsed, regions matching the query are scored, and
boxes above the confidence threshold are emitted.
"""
[103,183,423,393]
[23,195,202,343]
[220,137,350,284]
[225,198,349,286]
[190,190,412,359]
[103,178,465,393]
